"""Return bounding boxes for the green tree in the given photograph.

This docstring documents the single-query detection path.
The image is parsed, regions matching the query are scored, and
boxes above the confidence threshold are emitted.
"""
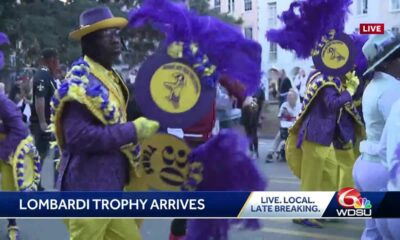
[0,0,241,70]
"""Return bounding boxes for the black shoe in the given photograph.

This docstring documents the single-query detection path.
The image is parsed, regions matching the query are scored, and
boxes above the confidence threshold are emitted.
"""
[37,184,45,192]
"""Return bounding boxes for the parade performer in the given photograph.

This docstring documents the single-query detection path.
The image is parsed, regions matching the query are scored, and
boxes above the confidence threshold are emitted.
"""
[353,31,400,240]
[381,98,400,239]
[0,32,41,240]
[49,7,159,240]
[267,0,365,228]
[128,0,266,239]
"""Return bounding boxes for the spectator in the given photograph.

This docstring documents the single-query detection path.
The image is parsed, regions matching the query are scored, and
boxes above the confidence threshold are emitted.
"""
[216,83,241,130]
[241,85,265,159]
[269,67,280,100]
[16,75,32,125]
[55,64,68,87]
[294,68,308,102]
[30,48,60,191]
[279,69,292,106]
[266,89,301,162]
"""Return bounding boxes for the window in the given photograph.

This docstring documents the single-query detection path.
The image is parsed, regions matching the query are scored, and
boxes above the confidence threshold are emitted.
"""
[268,2,277,27]
[269,42,277,62]
[244,0,252,11]
[356,0,368,14]
[391,0,400,10]
[214,0,221,12]
[228,0,235,13]
[244,27,253,39]
[392,26,400,34]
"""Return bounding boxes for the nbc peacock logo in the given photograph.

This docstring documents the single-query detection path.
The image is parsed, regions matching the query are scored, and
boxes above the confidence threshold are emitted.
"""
[353,197,372,209]
[336,187,372,217]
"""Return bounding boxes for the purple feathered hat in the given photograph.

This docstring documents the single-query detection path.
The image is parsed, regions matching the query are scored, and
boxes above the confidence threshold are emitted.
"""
[128,0,261,95]
[266,0,353,59]
[0,32,10,70]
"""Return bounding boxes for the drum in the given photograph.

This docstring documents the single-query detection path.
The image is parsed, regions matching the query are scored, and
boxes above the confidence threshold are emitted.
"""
[136,133,192,191]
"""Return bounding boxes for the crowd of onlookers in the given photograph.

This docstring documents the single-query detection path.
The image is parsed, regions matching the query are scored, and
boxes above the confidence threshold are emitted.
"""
[215,66,311,162]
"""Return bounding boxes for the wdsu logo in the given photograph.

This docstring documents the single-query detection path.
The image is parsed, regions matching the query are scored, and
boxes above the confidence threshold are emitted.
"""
[336,187,372,217]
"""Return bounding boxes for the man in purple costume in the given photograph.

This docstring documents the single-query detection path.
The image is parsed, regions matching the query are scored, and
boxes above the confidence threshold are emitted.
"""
[286,70,363,228]
[0,93,29,240]
[52,6,159,240]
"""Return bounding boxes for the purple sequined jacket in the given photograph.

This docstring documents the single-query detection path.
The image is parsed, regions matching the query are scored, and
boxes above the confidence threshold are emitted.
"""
[0,93,29,161]
[298,86,355,148]
[56,74,138,191]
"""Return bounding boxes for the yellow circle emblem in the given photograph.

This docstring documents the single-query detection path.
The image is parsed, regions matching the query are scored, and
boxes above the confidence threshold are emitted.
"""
[139,134,191,191]
[321,40,350,69]
[150,62,201,114]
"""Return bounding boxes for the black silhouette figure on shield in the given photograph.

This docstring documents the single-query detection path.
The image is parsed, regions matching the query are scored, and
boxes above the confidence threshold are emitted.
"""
[164,73,186,109]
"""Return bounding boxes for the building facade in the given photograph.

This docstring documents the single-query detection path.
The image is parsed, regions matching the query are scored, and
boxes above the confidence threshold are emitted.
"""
[209,0,259,41]
[345,0,400,34]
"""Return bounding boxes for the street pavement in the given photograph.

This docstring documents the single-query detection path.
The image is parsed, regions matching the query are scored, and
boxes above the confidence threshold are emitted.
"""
[0,139,364,240]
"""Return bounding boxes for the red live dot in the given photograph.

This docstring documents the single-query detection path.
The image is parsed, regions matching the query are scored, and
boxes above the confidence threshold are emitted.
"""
[360,24,385,34]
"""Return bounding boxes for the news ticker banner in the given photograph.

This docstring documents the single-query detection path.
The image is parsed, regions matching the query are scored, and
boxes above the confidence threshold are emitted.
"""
[0,188,396,218]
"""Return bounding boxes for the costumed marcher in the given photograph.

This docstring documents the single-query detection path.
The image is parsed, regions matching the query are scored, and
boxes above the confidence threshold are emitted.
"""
[353,31,400,240]
[0,32,41,240]
[381,97,400,238]
[127,0,267,239]
[267,0,365,228]
[50,7,159,240]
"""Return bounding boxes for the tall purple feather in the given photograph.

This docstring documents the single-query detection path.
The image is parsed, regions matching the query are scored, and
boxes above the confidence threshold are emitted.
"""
[128,0,261,95]
[186,129,267,240]
[0,32,10,70]
[350,33,369,79]
[266,0,353,58]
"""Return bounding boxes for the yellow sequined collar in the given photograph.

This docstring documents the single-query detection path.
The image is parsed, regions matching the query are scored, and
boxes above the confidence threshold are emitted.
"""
[84,56,129,113]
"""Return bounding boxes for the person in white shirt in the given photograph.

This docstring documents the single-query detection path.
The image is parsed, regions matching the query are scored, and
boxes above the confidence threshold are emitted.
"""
[353,31,400,240]
[378,98,400,238]
[293,68,307,102]
[266,89,301,162]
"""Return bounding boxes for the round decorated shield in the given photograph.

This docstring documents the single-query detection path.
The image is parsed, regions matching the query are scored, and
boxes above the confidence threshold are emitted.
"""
[312,32,356,77]
[138,134,191,191]
[11,136,41,192]
[134,49,216,128]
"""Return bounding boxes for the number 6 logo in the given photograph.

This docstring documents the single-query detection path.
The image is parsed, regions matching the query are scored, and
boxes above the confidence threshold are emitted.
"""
[337,187,361,208]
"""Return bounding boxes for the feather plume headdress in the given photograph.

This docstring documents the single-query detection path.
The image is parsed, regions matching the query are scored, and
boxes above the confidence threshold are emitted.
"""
[266,0,353,59]
[128,0,261,95]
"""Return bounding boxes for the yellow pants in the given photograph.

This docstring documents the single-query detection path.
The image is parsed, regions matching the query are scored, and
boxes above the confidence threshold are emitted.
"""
[124,171,150,228]
[64,175,148,240]
[65,218,141,240]
[335,148,356,189]
[0,161,16,191]
[300,141,338,191]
